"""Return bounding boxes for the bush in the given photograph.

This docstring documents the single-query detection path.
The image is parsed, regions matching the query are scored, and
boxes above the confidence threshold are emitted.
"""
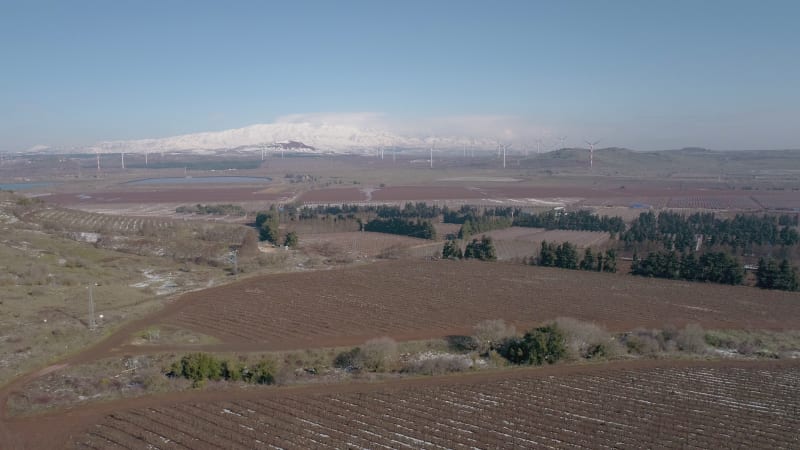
[623,329,666,355]
[554,317,621,360]
[167,353,275,386]
[445,335,478,352]
[169,353,222,384]
[676,323,706,353]
[473,319,516,354]
[361,337,398,372]
[497,324,566,365]
[333,347,365,371]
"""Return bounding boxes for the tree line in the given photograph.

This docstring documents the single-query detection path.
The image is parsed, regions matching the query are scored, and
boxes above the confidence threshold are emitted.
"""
[166,353,276,387]
[756,258,799,291]
[622,211,800,252]
[513,209,626,234]
[363,217,437,239]
[630,251,744,285]
[176,203,246,216]
[442,236,497,261]
[534,241,617,272]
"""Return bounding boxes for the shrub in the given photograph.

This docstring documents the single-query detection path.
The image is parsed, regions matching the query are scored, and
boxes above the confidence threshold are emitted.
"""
[554,317,621,360]
[167,353,275,386]
[445,335,478,352]
[623,329,665,355]
[169,353,222,384]
[676,323,706,353]
[497,324,566,365]
[473,319,516,354]
[248,360,276,385]
[361,337,398,372]
[333,347,365,371]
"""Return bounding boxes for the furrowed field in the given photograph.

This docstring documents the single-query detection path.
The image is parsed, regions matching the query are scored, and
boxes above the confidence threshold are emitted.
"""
[159,260,800,349]
[69,361,800,449]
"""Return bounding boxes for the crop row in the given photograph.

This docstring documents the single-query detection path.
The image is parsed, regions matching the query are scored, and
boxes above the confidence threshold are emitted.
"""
[666,196,760,210]
[32,208,176,234]
[72,363,800,449]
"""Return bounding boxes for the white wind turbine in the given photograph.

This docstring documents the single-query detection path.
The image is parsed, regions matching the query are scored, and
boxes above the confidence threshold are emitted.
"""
[584,140,600,169]
[502,143,512,168]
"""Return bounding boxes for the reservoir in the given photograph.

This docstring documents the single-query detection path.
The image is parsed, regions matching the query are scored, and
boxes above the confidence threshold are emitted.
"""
[125,176,272,185]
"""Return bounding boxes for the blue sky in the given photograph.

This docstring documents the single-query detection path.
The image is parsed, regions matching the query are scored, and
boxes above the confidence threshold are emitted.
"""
[1,0,799,151]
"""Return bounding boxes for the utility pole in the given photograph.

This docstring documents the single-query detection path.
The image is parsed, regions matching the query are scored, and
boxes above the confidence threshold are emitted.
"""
[87,285,96,330]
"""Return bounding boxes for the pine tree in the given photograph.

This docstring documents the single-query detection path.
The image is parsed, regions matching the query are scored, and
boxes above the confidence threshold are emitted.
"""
[580,248,595,271]
[442,240,462,259]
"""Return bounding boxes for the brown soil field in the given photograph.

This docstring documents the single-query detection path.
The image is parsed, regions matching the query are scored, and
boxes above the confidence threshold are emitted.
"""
[152,260,800,350]
[297,187,366,202]
[483,227,611,247]
[300,184,799,211]
[301,231,436,259]
[48,359,796,450]
[45,187,291,205]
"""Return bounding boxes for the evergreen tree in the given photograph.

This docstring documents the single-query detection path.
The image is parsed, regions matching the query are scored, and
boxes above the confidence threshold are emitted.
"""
[603,249,617,273]
[580,248,595,271]
[442,240,463,259]
[283,231,299,248]
[538,241,556,267]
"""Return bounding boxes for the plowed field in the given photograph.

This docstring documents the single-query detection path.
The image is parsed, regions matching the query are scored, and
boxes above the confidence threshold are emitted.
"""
[67,360,800,450]
[161,260,800,348]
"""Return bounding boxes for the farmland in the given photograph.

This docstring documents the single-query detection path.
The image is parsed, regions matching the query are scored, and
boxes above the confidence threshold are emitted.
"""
[157,260,800,349]
[63,360,800,449]
[1,150,799,449]
[301,232,442,260]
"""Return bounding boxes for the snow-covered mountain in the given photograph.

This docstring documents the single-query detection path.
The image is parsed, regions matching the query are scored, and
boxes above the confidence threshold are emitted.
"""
[90,121,497,155]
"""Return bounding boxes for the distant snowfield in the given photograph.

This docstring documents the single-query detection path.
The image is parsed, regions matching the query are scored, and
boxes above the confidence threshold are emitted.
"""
[87,120,500,155]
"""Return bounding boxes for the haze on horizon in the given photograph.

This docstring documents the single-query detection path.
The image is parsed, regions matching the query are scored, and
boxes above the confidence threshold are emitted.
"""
[1,0,799,152]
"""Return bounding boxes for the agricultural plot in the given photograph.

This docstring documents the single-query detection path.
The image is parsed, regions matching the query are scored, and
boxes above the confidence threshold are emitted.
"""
[28,207,177,235]
[482,227,610,248]
[474,227,611,260]
[71,361,800,449]
[161,260,800,347]
[752,193,800,211]
[46,187,288,205]
[666,196,761,210]
[300,232,436,259]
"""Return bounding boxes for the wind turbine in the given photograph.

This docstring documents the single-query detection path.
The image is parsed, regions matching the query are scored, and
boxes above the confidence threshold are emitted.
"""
[120,152,125,169]
[584,140,600,169]
[95,150,101,172]
[502,143,512,168]
[558,136,567,150]
[144,151,148,166]
[429,141,435,169]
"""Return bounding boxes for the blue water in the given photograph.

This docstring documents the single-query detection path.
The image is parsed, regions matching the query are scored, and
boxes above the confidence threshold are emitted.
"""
[0,182,54,190]
[125,176,272,185]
